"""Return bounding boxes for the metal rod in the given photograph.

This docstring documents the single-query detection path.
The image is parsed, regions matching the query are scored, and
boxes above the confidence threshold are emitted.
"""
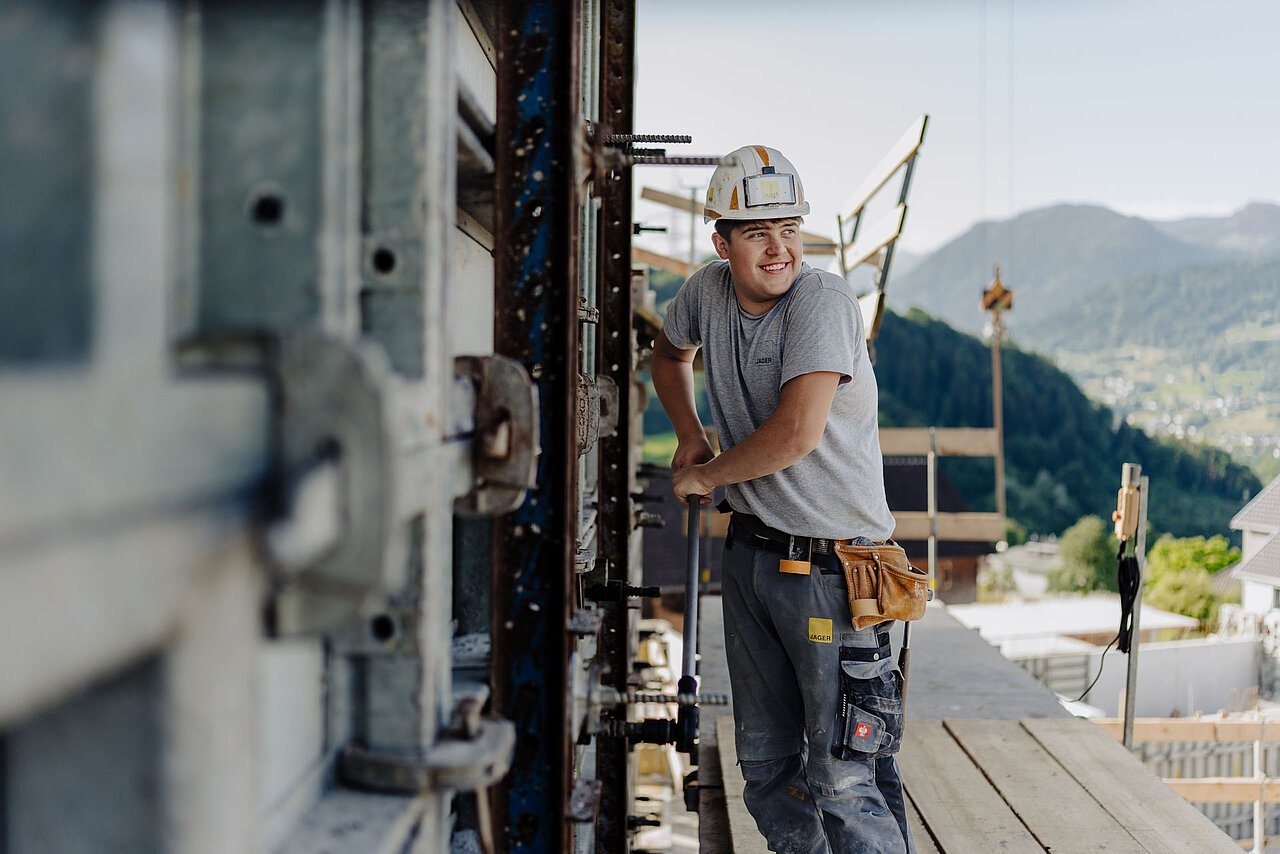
[628,155,727,166]
[1121,465,1148,749]
[604,133,691,144]
[927,427,938,584]
[683,497,702,680]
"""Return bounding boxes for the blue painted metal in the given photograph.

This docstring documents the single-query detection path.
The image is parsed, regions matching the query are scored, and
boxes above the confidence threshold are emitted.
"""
[493,1,581,850]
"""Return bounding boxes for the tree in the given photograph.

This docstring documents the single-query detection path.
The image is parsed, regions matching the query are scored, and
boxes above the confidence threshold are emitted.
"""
[1047,516,1119,593]
[1145,534,1240,579]
[1145,569,1216,624]
[1141,534,1241,625]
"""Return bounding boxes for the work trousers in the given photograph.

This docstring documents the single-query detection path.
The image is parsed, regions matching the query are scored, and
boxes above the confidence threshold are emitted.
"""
[722,532,914,854]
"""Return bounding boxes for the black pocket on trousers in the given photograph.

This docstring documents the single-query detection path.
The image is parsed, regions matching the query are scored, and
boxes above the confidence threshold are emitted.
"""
[831,651,903,760]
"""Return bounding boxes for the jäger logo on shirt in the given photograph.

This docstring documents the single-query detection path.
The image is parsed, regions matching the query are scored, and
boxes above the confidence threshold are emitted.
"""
[808,618,833,643]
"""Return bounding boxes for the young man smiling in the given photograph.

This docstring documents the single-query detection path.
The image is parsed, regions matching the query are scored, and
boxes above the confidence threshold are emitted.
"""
[652,145,913,853]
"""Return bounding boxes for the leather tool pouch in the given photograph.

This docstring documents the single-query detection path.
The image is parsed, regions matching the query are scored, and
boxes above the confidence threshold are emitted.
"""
[833,541,930,630]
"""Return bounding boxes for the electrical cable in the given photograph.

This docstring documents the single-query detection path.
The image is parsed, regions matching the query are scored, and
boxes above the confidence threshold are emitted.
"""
[1116,542,1142,654]
[1074,634,1118,703]
[1073,541,1142,703]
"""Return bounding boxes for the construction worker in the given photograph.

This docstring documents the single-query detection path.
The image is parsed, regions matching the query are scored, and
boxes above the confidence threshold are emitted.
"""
[651,145,912,854]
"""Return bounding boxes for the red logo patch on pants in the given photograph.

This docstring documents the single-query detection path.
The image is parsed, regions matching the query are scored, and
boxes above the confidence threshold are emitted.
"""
[855,723,871,739]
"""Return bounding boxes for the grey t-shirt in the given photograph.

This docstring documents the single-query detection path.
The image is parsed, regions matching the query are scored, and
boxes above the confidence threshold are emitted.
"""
[663,260,895,541]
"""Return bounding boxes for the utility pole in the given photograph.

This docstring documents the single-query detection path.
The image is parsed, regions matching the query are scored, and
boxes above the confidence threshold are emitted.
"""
[981,267,1012,526]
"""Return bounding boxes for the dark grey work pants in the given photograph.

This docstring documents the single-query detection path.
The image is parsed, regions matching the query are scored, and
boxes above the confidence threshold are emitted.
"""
[721,534,914,854]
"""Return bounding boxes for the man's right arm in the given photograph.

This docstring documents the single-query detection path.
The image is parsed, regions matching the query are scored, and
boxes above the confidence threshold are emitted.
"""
[650,330,715,473]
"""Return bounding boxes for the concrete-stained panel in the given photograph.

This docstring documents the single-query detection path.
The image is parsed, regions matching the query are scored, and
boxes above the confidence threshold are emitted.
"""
[4,659,164,854]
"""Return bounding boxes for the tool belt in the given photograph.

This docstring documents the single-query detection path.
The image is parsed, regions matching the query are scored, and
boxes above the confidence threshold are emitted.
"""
[723,507,847,574]
[723,503,930,630]
[834,541,931,630]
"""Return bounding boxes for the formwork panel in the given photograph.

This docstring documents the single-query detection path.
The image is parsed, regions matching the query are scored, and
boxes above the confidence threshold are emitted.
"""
[0,0,95,365]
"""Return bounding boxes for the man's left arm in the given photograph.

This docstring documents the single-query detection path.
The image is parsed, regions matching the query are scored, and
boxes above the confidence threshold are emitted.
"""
[670,370,840,503]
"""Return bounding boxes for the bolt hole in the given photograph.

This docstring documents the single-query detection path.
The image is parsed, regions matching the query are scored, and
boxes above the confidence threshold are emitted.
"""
[250,193,285,226]
[370,614,396,642]
[372,247,397,274]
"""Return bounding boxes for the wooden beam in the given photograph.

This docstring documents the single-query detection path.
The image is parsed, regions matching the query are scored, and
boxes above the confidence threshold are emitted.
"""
[858,290,885,342]
[879,427,999,457]
[839,115,928,220]
[842,203,906,271]
[892,512,1005,543]
[1095,718,1280,744]
[683,509,1000,544]
[800,240,838,256]
[1163,777,1280,804]
[1023,718,1240,854]
[638,186,837,254]
[632,246,692,277]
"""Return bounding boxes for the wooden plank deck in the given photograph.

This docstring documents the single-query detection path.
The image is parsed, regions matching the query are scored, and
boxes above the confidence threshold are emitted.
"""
[700,602,1243,853]
[900,717,1240,854]
[717,714,1238,853]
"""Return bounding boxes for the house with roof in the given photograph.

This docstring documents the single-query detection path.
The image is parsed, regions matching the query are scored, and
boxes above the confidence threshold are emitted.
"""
[1230,475,1280,614]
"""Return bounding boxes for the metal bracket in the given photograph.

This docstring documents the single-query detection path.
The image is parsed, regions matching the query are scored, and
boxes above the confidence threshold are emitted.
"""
[579,121,728,197]
[454,354,539,517]
[340,714,516,794]
[634,510,664,530]
[567,779,603,823]
[179,330,403,635]
[575,374,618,458]
[578,295,600,325]
[596,375,619,439]
[569,608,605,638]
[576,373,600,457]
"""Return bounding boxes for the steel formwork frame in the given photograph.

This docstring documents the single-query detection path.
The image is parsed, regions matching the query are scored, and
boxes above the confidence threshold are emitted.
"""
[596,2,638,851]
[492,1,583,851]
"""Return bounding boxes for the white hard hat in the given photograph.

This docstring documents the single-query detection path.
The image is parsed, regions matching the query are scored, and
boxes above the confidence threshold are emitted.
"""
[703,145,810,224]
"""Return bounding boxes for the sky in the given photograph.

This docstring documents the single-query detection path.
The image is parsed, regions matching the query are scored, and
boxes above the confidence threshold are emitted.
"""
[632,0,1280,262]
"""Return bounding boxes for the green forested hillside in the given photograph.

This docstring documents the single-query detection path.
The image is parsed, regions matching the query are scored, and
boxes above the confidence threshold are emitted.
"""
[1023,255,1280,361]
[873,309,1261,538]
[889,204,1223,336]
[1016,254,1280,477]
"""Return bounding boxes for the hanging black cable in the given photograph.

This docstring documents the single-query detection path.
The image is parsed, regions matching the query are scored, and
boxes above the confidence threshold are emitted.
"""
[1116,541,1142,654]
[1075,635,1118,703]
[1074,543,1142,704]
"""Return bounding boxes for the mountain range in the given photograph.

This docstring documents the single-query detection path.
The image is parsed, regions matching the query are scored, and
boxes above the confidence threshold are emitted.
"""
[885,201,1280,480]
[889,201,1280,338]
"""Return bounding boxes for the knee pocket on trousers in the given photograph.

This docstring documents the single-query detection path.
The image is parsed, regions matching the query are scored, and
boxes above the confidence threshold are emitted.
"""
[739,755,796,784]
[806,753,876,797]
[832,656,903,760]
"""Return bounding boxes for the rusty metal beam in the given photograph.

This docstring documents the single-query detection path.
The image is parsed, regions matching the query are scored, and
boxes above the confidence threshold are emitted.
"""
[492,1,581,851]
[596,2,637,851]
